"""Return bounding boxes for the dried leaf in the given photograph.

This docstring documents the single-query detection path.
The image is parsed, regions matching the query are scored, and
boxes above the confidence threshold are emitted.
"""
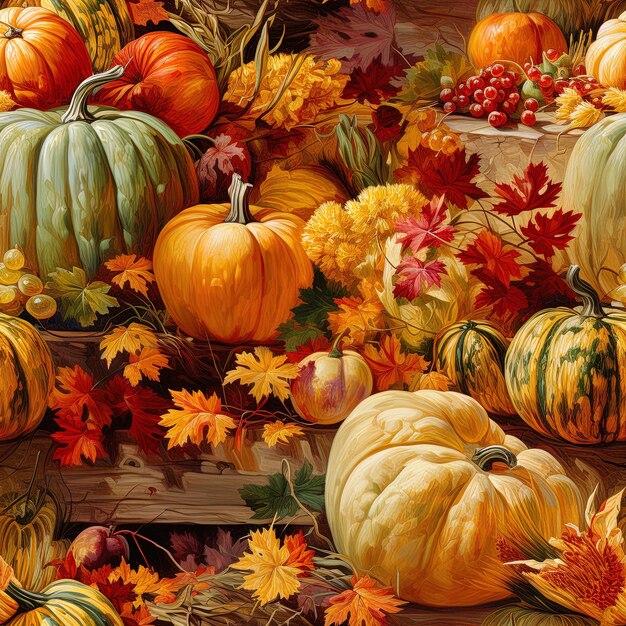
[123,347,169,387]
[51,414,107,467]
[459,229,522,286]
[395,195,455,253]
[100,323,158,366]
[520,209,581,259]
[412,371,454,391]
[126,0,167,26]
[393,257,447,301]
[327,295,385,347]
[105,254,155,297]
[262,421,305,447]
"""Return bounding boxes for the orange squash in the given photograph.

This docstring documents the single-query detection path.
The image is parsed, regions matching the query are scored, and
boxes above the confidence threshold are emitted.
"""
[468,12,567,68]
[0,6,92,109]
[153,174,313,344]
[93,31,219,137]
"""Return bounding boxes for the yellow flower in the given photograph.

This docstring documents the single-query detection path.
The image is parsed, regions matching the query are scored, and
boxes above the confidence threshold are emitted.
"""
[603,87,626,113]
[225,54,348,130]
[232,528,303,605]
[555,88,583,123]
[262,421,305,447]
[568,101,605,129]
[512,489,626,626]
[0,91,14,112]
[223,347,300,402]
[346,184,428,241]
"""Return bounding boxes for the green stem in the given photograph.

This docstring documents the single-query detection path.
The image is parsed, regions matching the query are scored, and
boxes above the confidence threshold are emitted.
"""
[6,583,48,612]
[224,174,255,225]
[566,264,604,317]
[61,65,125,124]
[472,445,517,471]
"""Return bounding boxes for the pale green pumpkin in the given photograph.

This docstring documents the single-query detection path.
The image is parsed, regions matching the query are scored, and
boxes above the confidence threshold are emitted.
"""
[0,65,199,278]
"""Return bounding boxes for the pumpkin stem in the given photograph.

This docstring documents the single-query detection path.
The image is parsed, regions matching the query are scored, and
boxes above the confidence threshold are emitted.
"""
[3,26,22,39]
[6,582,48,612]
[225,173,255,225]
[472,445,517,471]
[61,65,126,124]
[566,264,605,317]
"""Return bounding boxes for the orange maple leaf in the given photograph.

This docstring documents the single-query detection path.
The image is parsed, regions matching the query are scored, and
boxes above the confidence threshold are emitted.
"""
[153,566,214,605]
[160,390,237,449]
[324,575,406,626]
[121,605,156,626]
[327,295,384,347]
[412,371,454,391]
[363,334,428,391]
[350,0,389,12]
[51,414,107,467]
[125,0,168,26]
[284,531,315,573]
[105,254,155,297]
[123,347,169,387]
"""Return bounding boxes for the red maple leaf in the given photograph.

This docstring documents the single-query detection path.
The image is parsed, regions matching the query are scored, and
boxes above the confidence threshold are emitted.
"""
[285,336,332,363]
[51,414,108,467]
[396,195,454,253]
[284,531,315,573]
[395,146,487,209]
[393,258,447,301]
[459,229,522,286]
[370,104,406,143]
[492,162,562,216]
[106,376,170,456]
[520,209,581,259]
[98,578,137,616]
[343,56,402,104]
[475,277,529,318]
[49,366,113,427]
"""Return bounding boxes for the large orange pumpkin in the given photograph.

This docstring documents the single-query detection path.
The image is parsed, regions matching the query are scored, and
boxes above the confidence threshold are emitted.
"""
[468,12,568,68]
[93,31,219,137]
[153,174,313,344]
[0,6,92,109]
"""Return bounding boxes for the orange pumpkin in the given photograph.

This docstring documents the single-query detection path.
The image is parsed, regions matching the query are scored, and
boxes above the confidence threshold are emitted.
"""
[93,31,219,137]
[153,174,313,344]
[0,6,92,109]
[290,348,373,424]
[468,12,567,68]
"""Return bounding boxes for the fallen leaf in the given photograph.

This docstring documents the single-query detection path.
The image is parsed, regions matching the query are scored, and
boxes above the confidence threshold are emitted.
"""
[105,254,155,297]
[46,266,118,327]
[327,295,385,347]
[160,389,237,449]
[412,371,454,391]
[284,335,332,363]
[124,347,169,386]
[203,529,248,573]
[363,334,428,391]
[459,229,522,286]
[262,421,305,447]
[97,579,137,617]
[520,208,581,259]
[125,0,167,26]
[100,323,158,366]
[343,56,402,104]
[284,530,315,572]
[223,347,300,402]
[51,414,107,467]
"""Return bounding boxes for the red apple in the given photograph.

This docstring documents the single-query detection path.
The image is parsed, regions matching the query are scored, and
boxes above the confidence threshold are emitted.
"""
[69,526,130,570]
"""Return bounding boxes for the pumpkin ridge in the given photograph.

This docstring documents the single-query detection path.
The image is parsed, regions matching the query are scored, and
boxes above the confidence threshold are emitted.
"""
[474,324,509,367]
[598,318,620,443]
[454,325,472,396]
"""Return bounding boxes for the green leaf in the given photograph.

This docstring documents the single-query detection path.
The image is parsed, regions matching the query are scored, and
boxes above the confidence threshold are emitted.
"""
[239,461,325,521]
[46,266,119,327]
[277,320,326,352]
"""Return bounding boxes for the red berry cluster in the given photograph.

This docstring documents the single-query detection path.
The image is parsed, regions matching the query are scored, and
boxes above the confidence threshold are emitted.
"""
[440,63,521,128]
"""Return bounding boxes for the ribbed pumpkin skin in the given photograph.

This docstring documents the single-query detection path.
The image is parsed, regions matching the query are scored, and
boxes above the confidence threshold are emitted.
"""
[0,315,54,441]
[0,7,92,109]
[434,320,516,416]
[153,181,313,344]
[325,390,583,606]
[6,579,123,626]
[586,12,626,89]
[1,0,135,72]
[94,32,219,137]
[0,74,199,278]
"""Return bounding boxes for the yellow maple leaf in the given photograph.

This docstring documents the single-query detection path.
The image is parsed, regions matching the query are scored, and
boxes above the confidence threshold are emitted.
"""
[123,347,169,387]
[232,527,302,605]
[363,334,428,391]
[328,295,385,347]
[411,371,454,391]
[324,575,406,626]
[105,254,155,297]
[262,421,305,447]
[109,559,164,608]
[100,323,158,366]
[160,389,237,449]
[223,347,300,402]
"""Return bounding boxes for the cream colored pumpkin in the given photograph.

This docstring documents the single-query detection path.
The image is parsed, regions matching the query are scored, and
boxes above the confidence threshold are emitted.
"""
[325,390,583,607]
[586,12,626,88]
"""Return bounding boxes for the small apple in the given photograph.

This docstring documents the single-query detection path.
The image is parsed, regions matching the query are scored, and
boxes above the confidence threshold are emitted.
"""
[69,526,129,570]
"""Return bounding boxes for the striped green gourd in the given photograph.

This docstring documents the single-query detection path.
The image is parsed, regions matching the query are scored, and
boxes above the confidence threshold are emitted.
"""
[505,264,626,444]
[434,319,516,416]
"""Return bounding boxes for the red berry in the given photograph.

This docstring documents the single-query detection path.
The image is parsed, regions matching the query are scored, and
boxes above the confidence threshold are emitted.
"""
[483,98,497,113]
[496,89,506,103]
[470,103,485,117]
[501,75,514,89]
[507,92,520,105]
[523,62,532,71]
[488,110,507,127]
[539,74,553,88]
[546,48,559,62]
[501,101,514,114]
[573,64,586,77]
[474,89,485,103]
[468,76,485,91]
[457,94,469,107]
[440,88,454,103]
[456,82,471,96]
[521,110,537,126]
[443,101,457,113]
[484,85,498,100]
[554,79,568,94]
[491,63,505,77]
[489,77,501,87]
[527,66,541,81]
[524,98,539,112]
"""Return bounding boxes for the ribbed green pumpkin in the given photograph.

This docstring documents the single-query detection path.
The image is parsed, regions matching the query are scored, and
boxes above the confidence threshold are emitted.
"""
[434,319,516,416]
[0,65,199,278]
[505,265,626,444]
[1,0,135,72]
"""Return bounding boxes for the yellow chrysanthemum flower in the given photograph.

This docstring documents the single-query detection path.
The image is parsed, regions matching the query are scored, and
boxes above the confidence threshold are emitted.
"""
[225,54,348,130]
[346,184,428,240]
